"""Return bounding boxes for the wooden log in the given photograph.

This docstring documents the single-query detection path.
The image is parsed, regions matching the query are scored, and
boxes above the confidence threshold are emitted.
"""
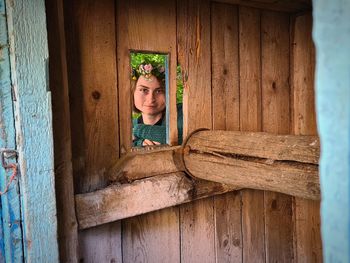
[183,130,320,200]
[184,130,319,164]
[108,146,184,183]
[75,172,238,229]
[214,0,311,13]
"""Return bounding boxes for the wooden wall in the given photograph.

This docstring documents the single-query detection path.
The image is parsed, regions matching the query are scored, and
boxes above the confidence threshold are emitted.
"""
[49,0,322,262]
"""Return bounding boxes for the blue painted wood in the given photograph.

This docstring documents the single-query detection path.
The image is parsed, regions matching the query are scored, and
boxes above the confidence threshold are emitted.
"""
[0,202,5,261]
[5,0,59,261]
[0,0,24,262]
[313,0,350,262]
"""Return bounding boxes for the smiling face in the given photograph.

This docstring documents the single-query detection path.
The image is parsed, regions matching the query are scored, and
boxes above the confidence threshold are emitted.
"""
[133,75,166,120]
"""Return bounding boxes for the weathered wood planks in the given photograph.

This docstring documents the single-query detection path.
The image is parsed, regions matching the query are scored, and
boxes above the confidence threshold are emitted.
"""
[184,130,319,164]
[239,6,265,262]
[78,129,320,230]
[261,11,293,262]
[183,131,320,200]
[215,0,311,13]
[46,0,79,261]
[177,1,215,262]
[116,1,179,261]
[76,172,238,229]
[108,146,184,183]
[291,12,323,262]
[63,0,122,261]
[211,3,242,262]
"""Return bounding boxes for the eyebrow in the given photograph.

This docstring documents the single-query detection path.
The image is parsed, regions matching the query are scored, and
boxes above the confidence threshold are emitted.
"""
[137,85,163,90]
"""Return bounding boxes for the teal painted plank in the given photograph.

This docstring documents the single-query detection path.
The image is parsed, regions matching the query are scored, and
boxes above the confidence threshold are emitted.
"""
[5,0,59,261]
[0,0,24,262]
[313,0,350,262]
[0,202,5,261]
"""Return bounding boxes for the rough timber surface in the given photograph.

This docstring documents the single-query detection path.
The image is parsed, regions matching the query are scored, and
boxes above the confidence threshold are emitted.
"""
[9,0,59,260]
[177,0,215,262]
[261,10,294,262]
[63,0,121,261]
[238,6,265,262]
[45,0,79,261]
[291,12,322,262]
[211,3,242,262]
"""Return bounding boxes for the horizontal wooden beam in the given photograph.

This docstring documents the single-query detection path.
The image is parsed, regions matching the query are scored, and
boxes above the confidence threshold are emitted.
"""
[76,172,238,229]
[78,130,320,229]
[108,146,184,183]
[183,130,320,200]
[213,0,311,13]
[184,130,319,164]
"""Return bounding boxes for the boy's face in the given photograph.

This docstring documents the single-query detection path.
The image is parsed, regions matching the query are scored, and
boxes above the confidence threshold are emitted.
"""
[134,75,166,117]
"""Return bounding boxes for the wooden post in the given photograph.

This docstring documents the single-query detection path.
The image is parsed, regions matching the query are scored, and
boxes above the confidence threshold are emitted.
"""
[6,0,59,260]
[45,0,79,261]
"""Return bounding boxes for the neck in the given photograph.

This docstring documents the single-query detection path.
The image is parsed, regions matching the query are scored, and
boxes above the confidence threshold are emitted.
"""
[142,112,163,125]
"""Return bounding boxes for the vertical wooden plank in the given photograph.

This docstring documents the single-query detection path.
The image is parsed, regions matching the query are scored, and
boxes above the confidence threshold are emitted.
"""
[0,0,23,261]
[45,0,79,261]
[117,1,180,261]
[211,2,239,131]
[261,11,293,263]
[239,6,265,263]
[78,224,122,263]
[180,199,215,262]
[177,0,212,138]
[63,0,122,261]
[211,3,242,262]
[291,13,323,263]
[177,1,214,262]
[122,208,180,263]
[313,0,350,261]
[7,0,59,260]
[117,0,178,152]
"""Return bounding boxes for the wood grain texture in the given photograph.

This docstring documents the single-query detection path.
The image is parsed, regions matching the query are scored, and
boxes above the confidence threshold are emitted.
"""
[180,198,216,263]
[116,1,180,261]
[211,3,242,262]
[211,3,239,131]
[77,173,192,229]
[177,0,212,137]
[214,0,311,13]
[76,173,238,229]
[108,146,184,183]
[238,7,265,262]
[45,0,79,261]
[291,13,323,263]
[261,11,294,262]
[8,0,59,260]
[214,193,243,263]
[117,0,178,151]
[185,130,319,164]
[64,0,119,193]
[122,208,180,263]
[63,0,122,261]
[184,149,319,200]
[78,224,121,263]
[177,1,215,262]
[0,1,23,261]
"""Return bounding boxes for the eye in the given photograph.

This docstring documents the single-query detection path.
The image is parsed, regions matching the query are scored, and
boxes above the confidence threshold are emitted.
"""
[155,89,165,94]
[139,88,149,94]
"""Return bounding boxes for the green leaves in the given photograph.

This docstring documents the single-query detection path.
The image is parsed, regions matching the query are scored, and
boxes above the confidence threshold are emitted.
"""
[130,52,183,104]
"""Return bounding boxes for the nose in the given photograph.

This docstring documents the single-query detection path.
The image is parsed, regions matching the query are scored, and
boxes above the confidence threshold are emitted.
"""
[146,92,156,103]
